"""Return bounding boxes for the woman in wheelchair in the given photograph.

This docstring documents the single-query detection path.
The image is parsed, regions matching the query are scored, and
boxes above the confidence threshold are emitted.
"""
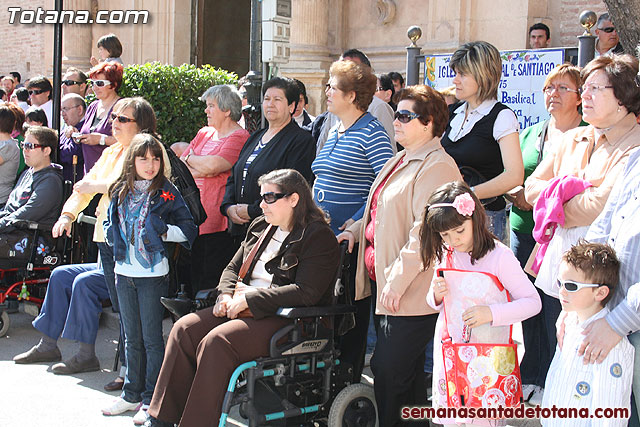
[145,169,340,427]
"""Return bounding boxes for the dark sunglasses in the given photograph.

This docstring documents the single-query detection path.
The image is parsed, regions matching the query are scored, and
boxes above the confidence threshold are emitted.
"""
[27,89,45,96]
[556,278,607,292]
[260,192,290,204]
[394,110,421,124]
[61,80,83,86]
[110,113,136,123]
[21,142,44,150]
[599,26,616,33]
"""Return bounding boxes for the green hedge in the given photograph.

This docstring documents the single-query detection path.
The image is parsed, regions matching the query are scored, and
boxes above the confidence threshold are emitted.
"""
[118,62,237,143]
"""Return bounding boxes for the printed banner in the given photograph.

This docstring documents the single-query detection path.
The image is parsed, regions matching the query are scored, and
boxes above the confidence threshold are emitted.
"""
[424,49,565,130]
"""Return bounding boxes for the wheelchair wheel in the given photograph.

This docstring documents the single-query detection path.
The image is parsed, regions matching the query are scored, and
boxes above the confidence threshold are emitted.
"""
[0,310,9,337]
[328,383,378,427]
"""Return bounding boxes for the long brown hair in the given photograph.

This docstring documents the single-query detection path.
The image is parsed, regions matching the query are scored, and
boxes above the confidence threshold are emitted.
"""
[109,133,167,205]
[419,181,495,269]
[257,169,327,230]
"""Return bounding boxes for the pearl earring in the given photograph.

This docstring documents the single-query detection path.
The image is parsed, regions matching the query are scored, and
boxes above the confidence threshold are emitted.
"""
[618,105,621,113]
[424,126,428,131]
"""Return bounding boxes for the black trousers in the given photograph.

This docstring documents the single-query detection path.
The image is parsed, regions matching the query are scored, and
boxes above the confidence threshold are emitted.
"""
[371,313,437,427]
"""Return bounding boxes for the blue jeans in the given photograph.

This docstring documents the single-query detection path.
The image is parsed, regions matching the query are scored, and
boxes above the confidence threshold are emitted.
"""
[486,208,508,244]
[116,274,169,404]
[33,263,109,343]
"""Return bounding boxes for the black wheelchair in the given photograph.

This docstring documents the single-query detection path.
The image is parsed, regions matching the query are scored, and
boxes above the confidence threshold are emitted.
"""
[0,219,72,337]
[162,242,379,427]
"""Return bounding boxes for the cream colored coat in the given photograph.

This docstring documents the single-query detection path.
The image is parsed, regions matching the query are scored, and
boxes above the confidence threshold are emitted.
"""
[347,136,461,316]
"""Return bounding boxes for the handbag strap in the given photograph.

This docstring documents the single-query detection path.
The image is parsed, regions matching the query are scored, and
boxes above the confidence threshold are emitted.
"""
[238,224,274,283]
[440,249,514,344]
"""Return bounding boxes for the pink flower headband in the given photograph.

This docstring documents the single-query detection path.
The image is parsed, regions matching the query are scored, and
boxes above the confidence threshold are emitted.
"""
[429,193,475,216]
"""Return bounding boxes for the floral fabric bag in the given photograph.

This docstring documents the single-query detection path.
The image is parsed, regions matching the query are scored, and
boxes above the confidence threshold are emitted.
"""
[437,268,523,409]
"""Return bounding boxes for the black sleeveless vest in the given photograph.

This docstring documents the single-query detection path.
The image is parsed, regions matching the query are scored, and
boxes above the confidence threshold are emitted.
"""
[441,102,512,211]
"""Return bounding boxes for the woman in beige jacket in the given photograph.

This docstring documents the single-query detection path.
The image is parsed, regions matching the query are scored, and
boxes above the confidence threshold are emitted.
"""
[338,85,461,427]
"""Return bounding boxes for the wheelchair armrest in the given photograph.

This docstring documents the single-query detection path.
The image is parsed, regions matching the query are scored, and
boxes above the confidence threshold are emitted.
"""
[11,220,54,232]
[276,304,356,319]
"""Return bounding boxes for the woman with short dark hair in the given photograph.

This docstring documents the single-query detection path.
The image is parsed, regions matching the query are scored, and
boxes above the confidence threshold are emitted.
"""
[146,169,340,427]
[220,77,316,247]
[337,85,461,426]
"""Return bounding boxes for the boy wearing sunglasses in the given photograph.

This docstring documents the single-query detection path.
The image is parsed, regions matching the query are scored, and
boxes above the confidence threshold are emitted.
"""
[541,240,633,425]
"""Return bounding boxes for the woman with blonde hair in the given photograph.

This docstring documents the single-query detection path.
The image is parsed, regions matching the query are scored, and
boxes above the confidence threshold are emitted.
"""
[441,41,524,242]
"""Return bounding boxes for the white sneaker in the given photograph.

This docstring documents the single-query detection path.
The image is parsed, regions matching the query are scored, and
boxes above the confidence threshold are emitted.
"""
[528,386,544,406]
[102,397,142,416]
[522,383,536,401]
[133,404,150,425]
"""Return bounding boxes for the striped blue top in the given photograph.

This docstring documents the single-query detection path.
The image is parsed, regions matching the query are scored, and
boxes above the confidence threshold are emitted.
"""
[312,113,393,233]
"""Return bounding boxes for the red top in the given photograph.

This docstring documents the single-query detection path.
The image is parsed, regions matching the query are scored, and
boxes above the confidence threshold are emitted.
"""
[185,127,249,235]
[364,159,403,281]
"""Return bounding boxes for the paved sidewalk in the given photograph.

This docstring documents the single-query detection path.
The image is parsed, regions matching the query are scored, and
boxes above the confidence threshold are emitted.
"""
[0,308,541,427]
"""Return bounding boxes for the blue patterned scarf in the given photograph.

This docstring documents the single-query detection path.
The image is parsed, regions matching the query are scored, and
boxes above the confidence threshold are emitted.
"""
[117,180,159,269]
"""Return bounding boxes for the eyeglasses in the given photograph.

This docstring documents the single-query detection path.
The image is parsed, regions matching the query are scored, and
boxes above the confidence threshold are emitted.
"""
[376,86,386,91]
[110,113,136,123]
[21,142,44,150]
[325,83,339,92]
[27,89,45,96]
[61,105,81,113]
[556,279,607,292]
[543,85,579,95]
[90,79,112,87]
[599,26,616,33]
[61,80,84,86]
[579,84,614,95]
[394,110,421,123]
[260,192,290,204]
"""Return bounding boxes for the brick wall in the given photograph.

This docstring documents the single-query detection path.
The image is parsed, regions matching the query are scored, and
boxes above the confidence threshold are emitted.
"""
[0,0,48,81]
[555,0,608,48]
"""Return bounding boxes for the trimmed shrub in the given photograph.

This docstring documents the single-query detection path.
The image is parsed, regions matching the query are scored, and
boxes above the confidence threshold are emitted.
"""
[118,62,237,143]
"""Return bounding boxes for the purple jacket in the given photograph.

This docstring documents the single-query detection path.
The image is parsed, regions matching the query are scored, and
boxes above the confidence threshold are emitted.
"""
[80,100,119,172]
[531,175,592,273]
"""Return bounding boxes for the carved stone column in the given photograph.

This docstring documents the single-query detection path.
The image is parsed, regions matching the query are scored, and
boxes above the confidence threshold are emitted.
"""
[62,0,93,72]
[280,0,338,116]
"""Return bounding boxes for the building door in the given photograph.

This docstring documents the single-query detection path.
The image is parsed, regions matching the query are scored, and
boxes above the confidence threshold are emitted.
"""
[195,0,251,76]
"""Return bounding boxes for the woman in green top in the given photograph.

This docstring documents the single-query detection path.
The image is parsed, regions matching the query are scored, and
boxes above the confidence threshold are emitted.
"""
[507,63,586,405]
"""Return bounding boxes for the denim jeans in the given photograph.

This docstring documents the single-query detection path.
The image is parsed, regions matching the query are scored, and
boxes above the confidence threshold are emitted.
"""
[486,208,508,244]
[116,274,169,404]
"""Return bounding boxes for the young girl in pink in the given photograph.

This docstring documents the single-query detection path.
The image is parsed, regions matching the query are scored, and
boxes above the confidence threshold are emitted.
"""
[421,181,541,426]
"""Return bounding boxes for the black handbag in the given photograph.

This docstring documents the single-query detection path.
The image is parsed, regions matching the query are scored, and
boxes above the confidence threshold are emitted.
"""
[166,147,207,226]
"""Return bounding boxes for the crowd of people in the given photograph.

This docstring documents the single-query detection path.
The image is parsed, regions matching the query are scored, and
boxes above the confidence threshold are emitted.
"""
[1,17,640,427]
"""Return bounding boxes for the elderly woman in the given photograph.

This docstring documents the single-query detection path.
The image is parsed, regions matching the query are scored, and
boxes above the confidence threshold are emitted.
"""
[220,77,315,245]
[338,85,461,426]
[313,60,394,235]
[146,169,340,427]
[441,41,524,242]
[13,98,162,395]
[509,64,586,404]
[181,85,250,294]
[74,61,123,172]
[525,54,640,404]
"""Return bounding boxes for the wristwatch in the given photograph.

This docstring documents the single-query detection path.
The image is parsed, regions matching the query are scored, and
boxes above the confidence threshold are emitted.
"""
[99,134,106,146]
